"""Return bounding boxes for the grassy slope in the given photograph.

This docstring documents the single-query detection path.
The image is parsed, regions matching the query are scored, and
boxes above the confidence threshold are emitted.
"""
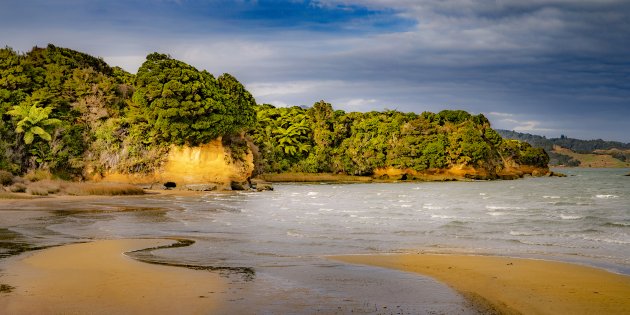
[552,146,630,168]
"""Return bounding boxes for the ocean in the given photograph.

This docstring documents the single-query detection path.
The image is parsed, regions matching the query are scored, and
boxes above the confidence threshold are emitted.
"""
[1,167,628,313]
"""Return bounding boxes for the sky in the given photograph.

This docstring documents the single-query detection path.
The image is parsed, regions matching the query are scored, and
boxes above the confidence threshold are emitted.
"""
[1,0,629,142]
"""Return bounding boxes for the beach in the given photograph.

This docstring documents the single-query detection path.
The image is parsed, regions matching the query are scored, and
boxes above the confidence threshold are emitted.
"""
[0,169,629,313]
[0,239,225,315]
[332,254,630,315]
[1,238,630,314]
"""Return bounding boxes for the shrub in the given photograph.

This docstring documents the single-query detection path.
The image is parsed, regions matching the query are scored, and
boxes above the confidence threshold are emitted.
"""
[0,170,13,186]
[28,187,49,196]
[24,170,52,182]
[29,180,62,194]
[8,183,27,193]
[78,183,145,196]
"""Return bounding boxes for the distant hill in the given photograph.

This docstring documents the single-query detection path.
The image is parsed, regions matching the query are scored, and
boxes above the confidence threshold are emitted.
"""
[496,130,630,167]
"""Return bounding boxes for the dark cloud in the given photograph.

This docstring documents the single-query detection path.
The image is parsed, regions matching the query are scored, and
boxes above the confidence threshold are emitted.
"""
[1,0,629,141]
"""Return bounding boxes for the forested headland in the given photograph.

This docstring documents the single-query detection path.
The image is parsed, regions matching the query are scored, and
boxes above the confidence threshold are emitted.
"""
[1,45,550,187]
[497,130,630,167]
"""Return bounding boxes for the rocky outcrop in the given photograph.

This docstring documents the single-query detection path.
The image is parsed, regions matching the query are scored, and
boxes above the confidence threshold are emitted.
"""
[374,161,551,182]
[96,138,254,189]
[185,184,219,191]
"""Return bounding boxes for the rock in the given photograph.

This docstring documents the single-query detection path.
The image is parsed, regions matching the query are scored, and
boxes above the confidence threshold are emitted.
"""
[531,169,544,177]
[499,173,521,180]
[250,178,273,191]
[185,183,218,191]
[255,183,274,191]
[163,182,177,190]
[230,181,250,191]
[624,172,630,177]
[549,171,567,177]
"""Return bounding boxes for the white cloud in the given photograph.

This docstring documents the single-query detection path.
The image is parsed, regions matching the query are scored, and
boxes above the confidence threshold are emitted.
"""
[247,80,345,98]
[488,112,514,117]
[345,98,378,107]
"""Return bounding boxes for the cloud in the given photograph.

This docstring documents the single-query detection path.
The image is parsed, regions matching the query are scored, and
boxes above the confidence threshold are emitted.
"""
[1,0,629,141]
[345,98,378,107]
[488,112,514,118]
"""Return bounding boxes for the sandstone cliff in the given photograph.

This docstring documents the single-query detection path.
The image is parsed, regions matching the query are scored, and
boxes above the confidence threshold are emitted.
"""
[97,138,254,189]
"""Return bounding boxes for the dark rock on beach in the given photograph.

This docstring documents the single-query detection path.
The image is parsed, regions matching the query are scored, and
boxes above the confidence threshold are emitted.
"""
[185,184,218,191]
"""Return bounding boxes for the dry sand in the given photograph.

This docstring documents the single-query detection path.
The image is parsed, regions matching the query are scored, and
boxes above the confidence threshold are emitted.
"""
[331,254,630,315]
[0,239,225,315]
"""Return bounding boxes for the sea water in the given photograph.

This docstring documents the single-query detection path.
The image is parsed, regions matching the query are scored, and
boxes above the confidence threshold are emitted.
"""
[1,168,629,313]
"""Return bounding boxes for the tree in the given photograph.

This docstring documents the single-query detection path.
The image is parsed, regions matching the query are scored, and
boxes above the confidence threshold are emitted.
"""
[7,101,61,144]
[130,53,255,146]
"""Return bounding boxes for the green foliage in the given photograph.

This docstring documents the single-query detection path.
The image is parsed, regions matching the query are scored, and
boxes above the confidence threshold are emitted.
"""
[0,45,257,177]
[7,101,61,144]
[129,53,255,147]
[249,103,549,175]
[0,44,548,179]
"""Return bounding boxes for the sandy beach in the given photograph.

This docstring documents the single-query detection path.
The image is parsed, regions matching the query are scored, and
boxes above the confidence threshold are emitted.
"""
[331,254,630,315]
[0,239,225,315]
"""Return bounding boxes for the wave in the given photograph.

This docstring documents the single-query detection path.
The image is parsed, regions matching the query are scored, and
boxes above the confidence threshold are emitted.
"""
[560,214,584,220]
[583,236,630,245]
[423,204,444,210]
[595,194,619,199]
[509,230,539,236]
[542,195,561,199]
[486,211,507,216]
[431,214,456,219]
[603,222,630,228]
[485,205,523,210]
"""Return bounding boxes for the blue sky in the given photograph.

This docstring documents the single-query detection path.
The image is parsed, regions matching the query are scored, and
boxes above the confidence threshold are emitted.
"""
[2,0,629,141]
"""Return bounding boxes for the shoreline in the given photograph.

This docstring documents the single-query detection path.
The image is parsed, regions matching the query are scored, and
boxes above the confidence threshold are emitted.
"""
[330,253,630,315]
[0,239,225,314]
[0,188,218,210]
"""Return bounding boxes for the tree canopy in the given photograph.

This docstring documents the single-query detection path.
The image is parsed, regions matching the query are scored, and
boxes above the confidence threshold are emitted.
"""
[249,103,549,176]
[0,45,256,177]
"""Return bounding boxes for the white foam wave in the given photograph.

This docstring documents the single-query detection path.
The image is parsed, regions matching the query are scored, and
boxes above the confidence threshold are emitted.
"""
[560,214,584,220]
[583,236,630,245]
[307,192,319,196]
[487,211,506,216]
[431,214,456,219]
[485,205,522,210]
[543,195,561,199]
[595,194,619,199]
[400,204,412,208]
[423,204,443,210]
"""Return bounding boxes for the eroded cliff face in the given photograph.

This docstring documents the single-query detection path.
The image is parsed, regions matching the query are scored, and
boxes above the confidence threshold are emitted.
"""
[98,138,254,187]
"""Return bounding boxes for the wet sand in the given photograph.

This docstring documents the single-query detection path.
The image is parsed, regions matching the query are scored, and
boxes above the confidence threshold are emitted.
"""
[0,239,225,315]
[331,254,630,315]
[0,189,206,211]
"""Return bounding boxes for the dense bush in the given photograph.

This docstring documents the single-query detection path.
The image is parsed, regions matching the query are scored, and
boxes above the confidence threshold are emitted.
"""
[0,45,256,178]
[0,170,13,185]
[249,102,548,175]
